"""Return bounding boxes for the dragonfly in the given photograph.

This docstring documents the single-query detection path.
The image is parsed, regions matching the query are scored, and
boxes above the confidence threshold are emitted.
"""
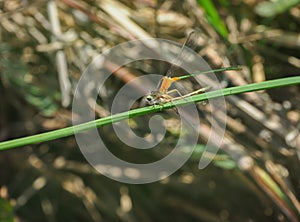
[146,30,241,105]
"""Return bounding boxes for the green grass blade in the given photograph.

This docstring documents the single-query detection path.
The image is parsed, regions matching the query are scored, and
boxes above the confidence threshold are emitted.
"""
[0,76,299,151]
[197,0,229,38]
[178,66,242,80]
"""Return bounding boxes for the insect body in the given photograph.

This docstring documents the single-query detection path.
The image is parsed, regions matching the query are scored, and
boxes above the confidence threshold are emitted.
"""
[146,31,241,105]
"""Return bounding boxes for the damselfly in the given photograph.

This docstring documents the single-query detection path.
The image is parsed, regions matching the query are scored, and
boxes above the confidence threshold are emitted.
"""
[146,31,241,105]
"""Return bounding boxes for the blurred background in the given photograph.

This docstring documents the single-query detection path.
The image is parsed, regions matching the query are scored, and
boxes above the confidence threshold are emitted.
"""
[0,0,300,221]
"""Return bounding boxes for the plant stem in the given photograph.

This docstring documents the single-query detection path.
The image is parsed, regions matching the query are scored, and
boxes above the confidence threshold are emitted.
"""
[0,76,299,151]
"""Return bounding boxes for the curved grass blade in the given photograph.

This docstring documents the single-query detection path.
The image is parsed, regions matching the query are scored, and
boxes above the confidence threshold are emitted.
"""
[0,75,299,151]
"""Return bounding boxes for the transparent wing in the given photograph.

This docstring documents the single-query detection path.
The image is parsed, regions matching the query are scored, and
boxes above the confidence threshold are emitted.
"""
[165,30,200,78]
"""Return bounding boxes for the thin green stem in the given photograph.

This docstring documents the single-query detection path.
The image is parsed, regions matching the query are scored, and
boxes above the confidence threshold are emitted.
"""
[177,66,242,80]
[0,76,299,151]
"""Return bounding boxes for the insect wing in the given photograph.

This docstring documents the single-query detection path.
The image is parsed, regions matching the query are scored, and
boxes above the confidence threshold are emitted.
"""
[165,30,200,78]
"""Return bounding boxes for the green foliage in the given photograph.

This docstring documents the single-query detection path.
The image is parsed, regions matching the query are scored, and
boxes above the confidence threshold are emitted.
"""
[197,0,229,38]
[0,44,58,116]
[0,198,14,222]
[255,0,300,17]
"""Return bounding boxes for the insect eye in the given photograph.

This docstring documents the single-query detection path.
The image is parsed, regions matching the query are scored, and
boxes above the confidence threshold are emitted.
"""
[146,96,152,101]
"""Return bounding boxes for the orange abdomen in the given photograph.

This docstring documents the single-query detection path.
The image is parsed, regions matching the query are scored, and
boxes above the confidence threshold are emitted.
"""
[160,77,179,93]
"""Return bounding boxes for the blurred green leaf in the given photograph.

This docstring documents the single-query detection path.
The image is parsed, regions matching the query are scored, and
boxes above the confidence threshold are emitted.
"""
[190,144,206,160]
[0,44,58,116]
[191,145,236,169]
[0,198,14,222]
[213,155,237,170]
[255,0,300,17]
[197,0,229,38]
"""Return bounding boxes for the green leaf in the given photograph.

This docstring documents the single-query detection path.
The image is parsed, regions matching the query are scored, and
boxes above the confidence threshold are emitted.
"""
[213,155,237,169]
[0,44,58,116]
[255,0,300,17]
[197,0,229,38]
[0,198,14,222]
